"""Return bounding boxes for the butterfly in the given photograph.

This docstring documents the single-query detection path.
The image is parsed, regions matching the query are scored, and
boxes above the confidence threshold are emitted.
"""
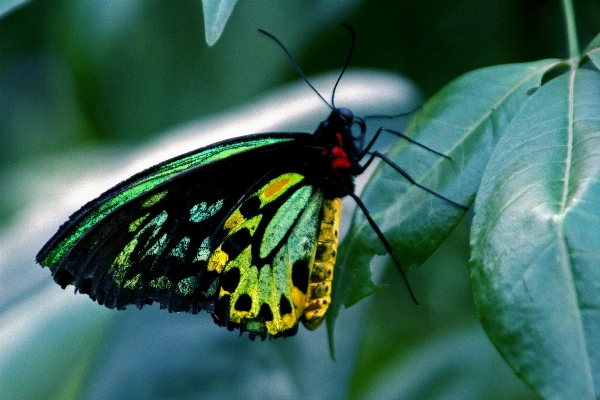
[36,24,465,340]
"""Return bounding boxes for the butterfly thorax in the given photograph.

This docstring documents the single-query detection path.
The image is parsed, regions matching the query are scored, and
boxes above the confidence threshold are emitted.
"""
[311,108,360,199]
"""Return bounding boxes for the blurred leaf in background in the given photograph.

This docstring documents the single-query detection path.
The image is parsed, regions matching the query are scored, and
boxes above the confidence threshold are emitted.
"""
[0,0,31,17]
[202,0,237,46]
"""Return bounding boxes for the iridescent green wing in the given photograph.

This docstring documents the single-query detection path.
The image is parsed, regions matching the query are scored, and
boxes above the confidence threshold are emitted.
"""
[36,134,314,312]
[205,172,327,338]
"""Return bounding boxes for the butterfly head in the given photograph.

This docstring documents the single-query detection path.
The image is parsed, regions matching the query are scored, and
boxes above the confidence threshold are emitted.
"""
[322,107,354,134]
[335,107,353,125]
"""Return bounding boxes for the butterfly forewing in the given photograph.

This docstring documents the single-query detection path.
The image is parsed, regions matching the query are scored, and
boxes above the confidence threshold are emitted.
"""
[37,135,318,313]
[39,135,296,268]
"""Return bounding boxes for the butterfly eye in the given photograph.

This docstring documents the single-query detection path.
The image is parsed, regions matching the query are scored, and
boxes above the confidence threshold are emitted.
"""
[338,107,353,124]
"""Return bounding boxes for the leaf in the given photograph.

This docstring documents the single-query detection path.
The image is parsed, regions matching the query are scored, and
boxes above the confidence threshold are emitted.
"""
[469,67,600,398]
[348,218,538,399]
[327,59,565,356]
[584,33,600,70]
[201,0,237,46]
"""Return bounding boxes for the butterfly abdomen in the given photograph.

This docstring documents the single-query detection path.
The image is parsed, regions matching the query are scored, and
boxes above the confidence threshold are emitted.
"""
[302,197,341,330]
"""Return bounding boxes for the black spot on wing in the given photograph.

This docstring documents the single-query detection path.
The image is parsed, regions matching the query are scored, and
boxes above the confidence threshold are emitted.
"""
[221,229,252,261]
[257,303,274,321]
[77,277,92,294]
[235,294,252,311]
[221,268,240,293]
[292,260,309,294]
[54,268,75,289]
[279,324,299,338]
[279,294,292,316]
[239,196,261,218]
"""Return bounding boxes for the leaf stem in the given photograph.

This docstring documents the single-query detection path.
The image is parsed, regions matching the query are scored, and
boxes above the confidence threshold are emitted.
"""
[562,0,580,58]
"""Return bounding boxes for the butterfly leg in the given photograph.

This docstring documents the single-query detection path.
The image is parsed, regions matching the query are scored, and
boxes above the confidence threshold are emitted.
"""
[358,151,468,210]
[358,127,451,160]
[362,105,422,121]
[348,192,418,304]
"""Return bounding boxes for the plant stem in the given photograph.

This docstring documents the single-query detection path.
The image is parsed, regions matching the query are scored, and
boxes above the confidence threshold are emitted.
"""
[562,0,580,58]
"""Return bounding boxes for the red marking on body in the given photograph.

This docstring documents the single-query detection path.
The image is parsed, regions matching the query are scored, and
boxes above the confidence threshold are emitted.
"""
[330,132,351,171]
[331,147,351,169]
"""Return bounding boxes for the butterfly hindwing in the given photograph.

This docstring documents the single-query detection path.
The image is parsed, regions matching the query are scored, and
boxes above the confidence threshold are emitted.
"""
[207,173,325,337]
[201,171,342,338]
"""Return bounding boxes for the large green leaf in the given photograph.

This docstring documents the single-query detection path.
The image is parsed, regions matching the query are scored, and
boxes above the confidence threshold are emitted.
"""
[327,59,565,356]
[470,67,600,398]
[349,218,538,399]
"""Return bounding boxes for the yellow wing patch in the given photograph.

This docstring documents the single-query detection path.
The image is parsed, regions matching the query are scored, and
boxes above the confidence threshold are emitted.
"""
[257,173,304,207]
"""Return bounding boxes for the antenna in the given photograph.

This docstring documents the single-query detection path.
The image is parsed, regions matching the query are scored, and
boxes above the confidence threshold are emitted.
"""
[257,28,332,109]
[331,23,355,108]
[258,24,357,110]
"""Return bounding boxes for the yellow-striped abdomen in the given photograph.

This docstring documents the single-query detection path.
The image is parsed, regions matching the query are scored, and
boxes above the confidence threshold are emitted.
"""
[301,197,341,330]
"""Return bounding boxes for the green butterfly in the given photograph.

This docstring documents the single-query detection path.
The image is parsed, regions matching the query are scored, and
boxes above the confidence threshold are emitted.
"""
[37,26,465,339]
